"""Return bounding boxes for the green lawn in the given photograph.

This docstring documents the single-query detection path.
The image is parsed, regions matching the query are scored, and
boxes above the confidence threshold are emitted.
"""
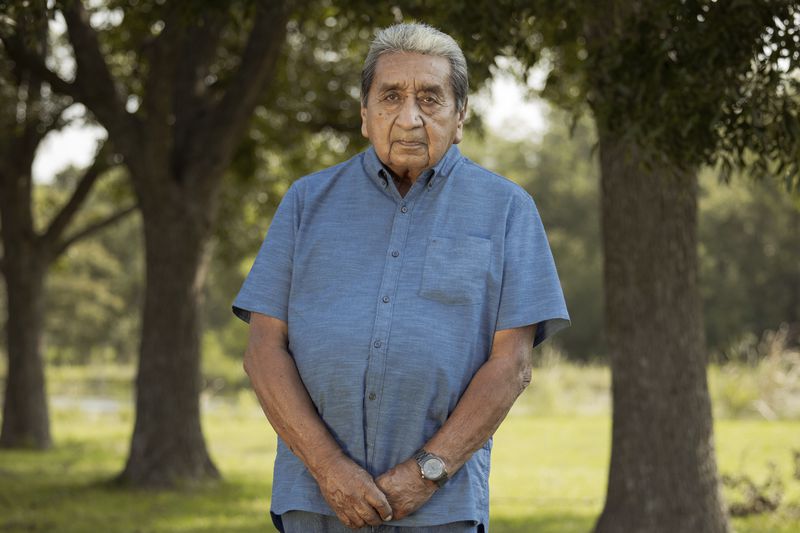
[1,388,799,533]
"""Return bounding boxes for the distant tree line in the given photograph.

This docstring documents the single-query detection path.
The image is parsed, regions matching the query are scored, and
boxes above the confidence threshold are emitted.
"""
[6,109,796,369]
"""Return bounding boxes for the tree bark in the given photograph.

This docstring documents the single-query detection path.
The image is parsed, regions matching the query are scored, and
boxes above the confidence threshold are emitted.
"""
[116,190,219,486]
[0,243,50,449]
[592,132,730,533]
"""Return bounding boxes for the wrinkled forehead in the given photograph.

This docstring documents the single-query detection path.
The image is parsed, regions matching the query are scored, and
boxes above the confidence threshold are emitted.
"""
[372,52,453,95]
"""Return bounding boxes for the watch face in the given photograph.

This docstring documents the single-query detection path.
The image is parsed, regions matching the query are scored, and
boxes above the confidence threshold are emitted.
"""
[422,457,445,479]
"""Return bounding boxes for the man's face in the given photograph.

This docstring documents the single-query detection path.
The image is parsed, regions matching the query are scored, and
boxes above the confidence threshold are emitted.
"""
[361,52,467,181]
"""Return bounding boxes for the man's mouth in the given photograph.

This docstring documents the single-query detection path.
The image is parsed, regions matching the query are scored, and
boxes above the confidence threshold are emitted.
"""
[395,140,426,147]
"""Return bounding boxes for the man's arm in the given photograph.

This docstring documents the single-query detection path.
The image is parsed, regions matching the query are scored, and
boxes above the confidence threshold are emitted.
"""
[375,324,535,519]
[243,312,393,528]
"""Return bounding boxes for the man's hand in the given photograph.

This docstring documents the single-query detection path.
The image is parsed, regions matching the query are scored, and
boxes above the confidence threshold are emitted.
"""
[375,458,437,520]
[313,454,394,529]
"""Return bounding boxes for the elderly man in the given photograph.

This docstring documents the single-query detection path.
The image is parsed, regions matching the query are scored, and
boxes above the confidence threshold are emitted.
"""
[233,23,570,533]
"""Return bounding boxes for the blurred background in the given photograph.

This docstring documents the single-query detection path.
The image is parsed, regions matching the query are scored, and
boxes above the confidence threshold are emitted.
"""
[0,1,799,532]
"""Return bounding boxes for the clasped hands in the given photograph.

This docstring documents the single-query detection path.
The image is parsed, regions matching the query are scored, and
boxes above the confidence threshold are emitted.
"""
[313,453,438,529]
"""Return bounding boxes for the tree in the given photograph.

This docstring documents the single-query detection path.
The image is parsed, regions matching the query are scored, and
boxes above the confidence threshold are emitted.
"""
[488,2,800,531]
[2,0,354,485]
[2,0,296,484]
[0,5,135,449]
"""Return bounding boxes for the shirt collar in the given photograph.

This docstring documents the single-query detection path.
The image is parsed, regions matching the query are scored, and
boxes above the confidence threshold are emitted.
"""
[362,144,463,191]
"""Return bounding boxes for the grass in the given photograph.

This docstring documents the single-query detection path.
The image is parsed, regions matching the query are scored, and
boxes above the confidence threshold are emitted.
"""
[1,402,275,533]
[1,388,799,532]
[1,348,799,532]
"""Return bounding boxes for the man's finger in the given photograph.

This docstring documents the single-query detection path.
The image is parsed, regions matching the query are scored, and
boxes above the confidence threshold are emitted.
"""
[341,509,364,530]
[365,487,394,521]
[355,502,383,527]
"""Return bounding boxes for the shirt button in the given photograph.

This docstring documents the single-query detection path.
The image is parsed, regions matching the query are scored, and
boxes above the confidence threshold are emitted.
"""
[391,250,400,258]
[382,295,390,303]
[373,340,382,348]
[368,392,377,401]
[381,179,387,187]
[400,205,408,213]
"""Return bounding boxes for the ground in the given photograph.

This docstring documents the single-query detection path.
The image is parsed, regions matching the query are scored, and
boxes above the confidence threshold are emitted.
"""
[0,362,798,532]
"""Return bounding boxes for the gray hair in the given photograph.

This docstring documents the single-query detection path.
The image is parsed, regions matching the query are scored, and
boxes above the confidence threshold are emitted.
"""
[361,23,469,113]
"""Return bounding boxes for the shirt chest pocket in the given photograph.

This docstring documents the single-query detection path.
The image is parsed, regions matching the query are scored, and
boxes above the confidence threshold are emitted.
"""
[419,236,492,306]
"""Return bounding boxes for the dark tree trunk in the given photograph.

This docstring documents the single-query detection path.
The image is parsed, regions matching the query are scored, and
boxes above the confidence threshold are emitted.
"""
[593,133,730,533]
[0,244,50,449]
[116,193,219,486]
[107,2,287,486]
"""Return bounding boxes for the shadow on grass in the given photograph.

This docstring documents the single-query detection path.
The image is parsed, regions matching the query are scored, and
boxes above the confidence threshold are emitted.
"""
[2,474,277,533]
[0,440,277,533]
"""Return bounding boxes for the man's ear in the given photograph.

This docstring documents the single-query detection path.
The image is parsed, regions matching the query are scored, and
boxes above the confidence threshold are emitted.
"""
[453,97,468,144]
[360,103,369,139]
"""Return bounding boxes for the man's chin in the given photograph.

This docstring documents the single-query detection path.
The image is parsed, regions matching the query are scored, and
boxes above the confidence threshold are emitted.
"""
[387,154,429,173]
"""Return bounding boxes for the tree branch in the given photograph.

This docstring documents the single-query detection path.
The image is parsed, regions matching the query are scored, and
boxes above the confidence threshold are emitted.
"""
[40,140,113,249]
[60,1,138,152]
[23,98,74,156]
[139,5,182,131]
[53,203,138,259]
[187,1,289,184]
[171,14,225,164]
[0,31,78,98]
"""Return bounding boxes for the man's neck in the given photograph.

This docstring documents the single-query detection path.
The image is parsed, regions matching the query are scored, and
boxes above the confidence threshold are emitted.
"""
[394,175,412,197]
[382,165,415,197]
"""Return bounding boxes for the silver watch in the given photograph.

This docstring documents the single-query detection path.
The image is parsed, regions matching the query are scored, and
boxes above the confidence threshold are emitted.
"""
[413,449,449,488]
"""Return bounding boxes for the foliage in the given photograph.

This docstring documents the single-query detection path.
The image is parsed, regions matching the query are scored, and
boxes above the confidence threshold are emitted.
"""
[699,171,800,351]
[496,0,800,188]
[6,0,797,367]
[722,463,784,517]
[32,165,142,365]
[708,325,800,420]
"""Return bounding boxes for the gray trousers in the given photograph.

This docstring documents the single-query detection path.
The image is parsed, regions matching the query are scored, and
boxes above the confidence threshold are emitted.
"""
[279,510,479,533]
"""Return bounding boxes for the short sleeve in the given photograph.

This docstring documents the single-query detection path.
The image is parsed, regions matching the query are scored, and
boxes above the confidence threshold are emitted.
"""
[231,183,300,324]
[495,193,571,347]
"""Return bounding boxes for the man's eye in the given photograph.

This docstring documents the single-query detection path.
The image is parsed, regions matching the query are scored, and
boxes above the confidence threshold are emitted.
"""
[421,96,436,104]
[385,93,399,101]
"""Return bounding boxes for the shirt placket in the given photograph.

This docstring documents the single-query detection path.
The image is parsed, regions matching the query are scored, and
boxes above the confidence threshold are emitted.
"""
[363,178,423,471]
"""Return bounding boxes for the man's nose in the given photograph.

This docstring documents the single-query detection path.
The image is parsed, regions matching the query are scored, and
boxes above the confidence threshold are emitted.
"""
[396,97,423,129]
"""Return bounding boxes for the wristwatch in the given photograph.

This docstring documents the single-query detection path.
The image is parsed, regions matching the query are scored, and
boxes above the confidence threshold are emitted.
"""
[413,449,449,488]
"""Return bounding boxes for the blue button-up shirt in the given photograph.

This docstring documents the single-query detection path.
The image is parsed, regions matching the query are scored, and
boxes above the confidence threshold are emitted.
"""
[233,144,570,530]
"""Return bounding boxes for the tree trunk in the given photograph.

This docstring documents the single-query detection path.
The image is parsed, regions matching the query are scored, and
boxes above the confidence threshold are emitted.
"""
[593,132,730,533]
[116,196,219,486]
[0,244,50,449]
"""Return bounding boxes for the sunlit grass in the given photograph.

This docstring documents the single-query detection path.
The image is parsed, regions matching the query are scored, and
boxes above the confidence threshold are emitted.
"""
[1,355,799,532]
[1,391,799,532]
